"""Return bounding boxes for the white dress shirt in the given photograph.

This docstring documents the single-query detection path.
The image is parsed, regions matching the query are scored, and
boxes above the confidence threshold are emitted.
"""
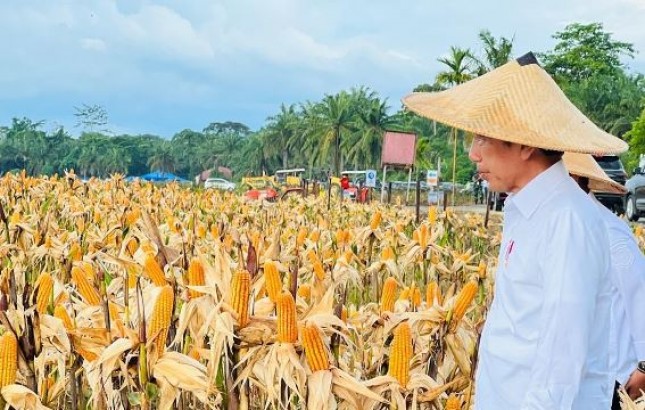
[475,161,613,410]
[591,194,645,384]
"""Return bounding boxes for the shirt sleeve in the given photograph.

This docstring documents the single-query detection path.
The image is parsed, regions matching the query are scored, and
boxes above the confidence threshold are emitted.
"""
[520,208,609,409]
[610,231,645,361]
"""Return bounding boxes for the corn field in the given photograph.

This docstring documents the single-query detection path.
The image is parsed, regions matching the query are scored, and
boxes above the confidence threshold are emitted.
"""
[0,171,643,409]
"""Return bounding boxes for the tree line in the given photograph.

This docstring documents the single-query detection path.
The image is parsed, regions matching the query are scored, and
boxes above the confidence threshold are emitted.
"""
[1,22,643,183]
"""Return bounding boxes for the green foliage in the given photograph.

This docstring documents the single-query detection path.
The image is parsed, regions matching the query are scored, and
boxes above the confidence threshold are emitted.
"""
[625,108,645,172]
[541,22,635,83]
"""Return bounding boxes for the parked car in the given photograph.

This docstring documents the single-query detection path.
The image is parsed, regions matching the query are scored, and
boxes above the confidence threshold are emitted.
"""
[624,166,645,221]
[204,178,236,191]
[593,155,627,215]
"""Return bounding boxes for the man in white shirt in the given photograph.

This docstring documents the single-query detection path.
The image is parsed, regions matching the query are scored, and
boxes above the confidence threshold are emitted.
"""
[563,152,645,407]
[403,52,628,409]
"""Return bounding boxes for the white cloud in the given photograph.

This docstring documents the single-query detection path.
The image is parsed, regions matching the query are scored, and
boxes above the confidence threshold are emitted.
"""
[80,38,107,52]
[0,0,643,135]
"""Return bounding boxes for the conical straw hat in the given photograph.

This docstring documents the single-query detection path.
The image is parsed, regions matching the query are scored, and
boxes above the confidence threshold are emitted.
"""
[563,152,627,194]
[402,52,628,155]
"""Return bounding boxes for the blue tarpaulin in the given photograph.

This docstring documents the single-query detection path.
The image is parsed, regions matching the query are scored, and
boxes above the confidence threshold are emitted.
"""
[127,172,191,183]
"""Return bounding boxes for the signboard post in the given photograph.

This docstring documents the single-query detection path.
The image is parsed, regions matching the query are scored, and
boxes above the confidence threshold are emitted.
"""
[426,170,438,187]
[365,170,377,188]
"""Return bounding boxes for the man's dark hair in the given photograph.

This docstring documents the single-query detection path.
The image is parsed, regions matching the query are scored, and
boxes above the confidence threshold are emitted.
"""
[500,140,564,162]
[576,176,590,194]
[539,149,564,161]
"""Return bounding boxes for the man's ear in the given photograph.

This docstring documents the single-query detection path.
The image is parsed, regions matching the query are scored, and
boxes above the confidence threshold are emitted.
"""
[519,145,537,161]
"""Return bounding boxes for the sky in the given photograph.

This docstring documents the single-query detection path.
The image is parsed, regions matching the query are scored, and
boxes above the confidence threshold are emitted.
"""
[1,0,644,138]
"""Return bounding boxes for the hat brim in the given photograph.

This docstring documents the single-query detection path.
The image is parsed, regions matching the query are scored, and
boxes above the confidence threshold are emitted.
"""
[563,153,627,195]
[402,59,628,155]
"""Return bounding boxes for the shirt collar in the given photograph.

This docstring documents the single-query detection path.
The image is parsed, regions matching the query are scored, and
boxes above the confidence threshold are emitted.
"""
[505,160,569,219]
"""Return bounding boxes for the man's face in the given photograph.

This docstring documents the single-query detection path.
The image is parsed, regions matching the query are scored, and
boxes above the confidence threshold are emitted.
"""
[468,135,525,193]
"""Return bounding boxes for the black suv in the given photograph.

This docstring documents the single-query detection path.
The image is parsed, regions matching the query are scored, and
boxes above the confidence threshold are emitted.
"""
[593,155,627,215]
[625,165,645,221]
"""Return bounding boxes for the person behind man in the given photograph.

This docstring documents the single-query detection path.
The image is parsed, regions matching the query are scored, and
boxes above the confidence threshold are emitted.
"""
[340,173,350,190]
[563,152,645,407]
[403,52,628,409]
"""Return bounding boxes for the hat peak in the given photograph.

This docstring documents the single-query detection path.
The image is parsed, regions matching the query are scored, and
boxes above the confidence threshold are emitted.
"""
[516,52,540,67]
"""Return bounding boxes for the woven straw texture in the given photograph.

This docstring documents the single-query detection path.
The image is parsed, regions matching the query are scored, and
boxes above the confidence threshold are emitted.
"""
[402,59,628,155]
[563,152,627,194]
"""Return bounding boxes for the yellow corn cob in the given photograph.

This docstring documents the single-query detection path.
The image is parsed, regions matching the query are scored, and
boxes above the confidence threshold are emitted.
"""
[80,261,95,280]
[9,213,20,225]
[196,223,207,239]
[308,229,320,242]
[307,249,319,265]
[247,231,259,253]
[381,247,395,261]
[477,261,487,279]
[44,235,52,249]
[264,260,281,303]
[127,266,138,289]
[277,292,297,343]
[71,266,101,306]
[126,237,139,256]
[68,242,83,262]
[33,231,42,245]
[411,286,421,309]
[370,211,382,230]
[380,277,397,313]
[450,281,478,330]
[124,207,140,227]
[445,394,462,410]
[428,206,438,225]
[322,248,334,260]
[36,272,54,314]
[140,241,155,254]
[399,287,410,301]
[418,224,429,248]
[313,261,325,281]
[388,322,412,387]
[231,270,250,328]
[76,347,98,362]
[297,284,311,300]
[335,229,345,245]
[0,331,18,388]
[302,324,330,372]
[426,282,440,306]
[188,346,201,361]
[187,258,205,299]
[109,302,126,336]
[143,253,167,286]
[148,285,174,348]
[54,305,74,331]
[296,227,308,247]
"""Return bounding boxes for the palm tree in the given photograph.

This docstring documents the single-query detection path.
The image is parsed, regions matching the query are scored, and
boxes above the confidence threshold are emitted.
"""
[435,47,478,204]
[345,97,401,169]
[476,30,514,73]
[435,46,477,87]
[147,142,176,173]
[265,104,301,168]
[237,132,275,176]
[301,92,357,176]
